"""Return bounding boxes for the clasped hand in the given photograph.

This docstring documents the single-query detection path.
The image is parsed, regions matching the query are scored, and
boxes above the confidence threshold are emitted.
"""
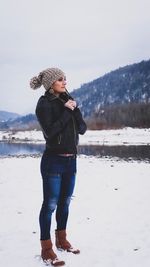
[64,100,77,111]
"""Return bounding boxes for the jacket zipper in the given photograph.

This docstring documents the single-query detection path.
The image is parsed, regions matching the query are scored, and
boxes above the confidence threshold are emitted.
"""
[72,117,76,145]
[58,134,62,144]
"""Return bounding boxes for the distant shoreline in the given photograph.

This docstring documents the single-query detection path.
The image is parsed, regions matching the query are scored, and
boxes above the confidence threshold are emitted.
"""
[0,128,150,146]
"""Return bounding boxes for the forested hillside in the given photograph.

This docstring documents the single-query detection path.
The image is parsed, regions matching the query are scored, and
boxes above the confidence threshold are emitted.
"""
[72,59,150,128]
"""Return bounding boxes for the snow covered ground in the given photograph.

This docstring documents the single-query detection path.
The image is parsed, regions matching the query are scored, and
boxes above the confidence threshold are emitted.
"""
[0,127,150,145]
[0,155,150,267]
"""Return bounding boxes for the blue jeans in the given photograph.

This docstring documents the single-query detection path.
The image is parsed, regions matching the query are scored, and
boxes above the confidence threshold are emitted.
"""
[39,152,76,240]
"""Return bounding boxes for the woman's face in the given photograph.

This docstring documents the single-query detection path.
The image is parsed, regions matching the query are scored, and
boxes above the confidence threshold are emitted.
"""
[52,77,67,94]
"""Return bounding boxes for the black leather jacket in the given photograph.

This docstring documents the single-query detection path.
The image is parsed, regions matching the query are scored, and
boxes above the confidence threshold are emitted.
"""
[36,91,87,154]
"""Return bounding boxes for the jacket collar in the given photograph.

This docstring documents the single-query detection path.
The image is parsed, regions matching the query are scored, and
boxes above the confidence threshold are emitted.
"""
[45,91,58,102]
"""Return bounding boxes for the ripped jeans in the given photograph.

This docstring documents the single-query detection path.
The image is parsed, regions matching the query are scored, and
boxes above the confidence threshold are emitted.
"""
[39,152,76,240]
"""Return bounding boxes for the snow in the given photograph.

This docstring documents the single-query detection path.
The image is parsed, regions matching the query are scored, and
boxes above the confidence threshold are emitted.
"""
[0,127,150,145]
[79,128,150,146]
[0,155,150,267]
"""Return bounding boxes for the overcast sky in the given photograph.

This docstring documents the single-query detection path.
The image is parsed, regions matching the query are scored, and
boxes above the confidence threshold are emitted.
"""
[1,0,150,114]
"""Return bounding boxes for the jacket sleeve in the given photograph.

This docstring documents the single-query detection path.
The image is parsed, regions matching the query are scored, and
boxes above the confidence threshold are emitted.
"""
[36,99,73,140]
[73,107,87,135]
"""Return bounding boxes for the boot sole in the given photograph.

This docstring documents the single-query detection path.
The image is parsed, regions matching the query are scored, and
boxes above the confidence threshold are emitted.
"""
[57,247,80,254]
[44,258,65,266]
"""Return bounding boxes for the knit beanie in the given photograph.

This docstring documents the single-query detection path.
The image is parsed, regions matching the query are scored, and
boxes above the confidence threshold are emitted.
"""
[30,67,65,90]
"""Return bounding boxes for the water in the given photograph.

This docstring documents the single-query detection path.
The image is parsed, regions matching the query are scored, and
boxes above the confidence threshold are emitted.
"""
[0,142,150,161]
[0,142,44,156]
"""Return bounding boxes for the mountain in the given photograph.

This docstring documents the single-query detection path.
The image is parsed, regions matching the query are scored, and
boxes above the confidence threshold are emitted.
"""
[0,114,39,130]
[71,59,150,118]
[0,110,20,122]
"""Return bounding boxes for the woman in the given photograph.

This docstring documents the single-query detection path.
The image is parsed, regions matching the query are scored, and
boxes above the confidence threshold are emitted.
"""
[30,68,87,266]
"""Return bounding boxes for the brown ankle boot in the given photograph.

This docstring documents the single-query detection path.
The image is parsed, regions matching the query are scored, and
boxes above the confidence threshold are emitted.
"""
[55,230,80,254]
[41,239,65,266]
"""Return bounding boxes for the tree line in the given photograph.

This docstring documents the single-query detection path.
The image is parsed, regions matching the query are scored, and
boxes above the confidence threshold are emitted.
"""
[86,103,150,129]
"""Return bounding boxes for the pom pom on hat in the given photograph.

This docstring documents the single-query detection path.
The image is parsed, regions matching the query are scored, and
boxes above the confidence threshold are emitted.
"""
[30,75,42,90]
